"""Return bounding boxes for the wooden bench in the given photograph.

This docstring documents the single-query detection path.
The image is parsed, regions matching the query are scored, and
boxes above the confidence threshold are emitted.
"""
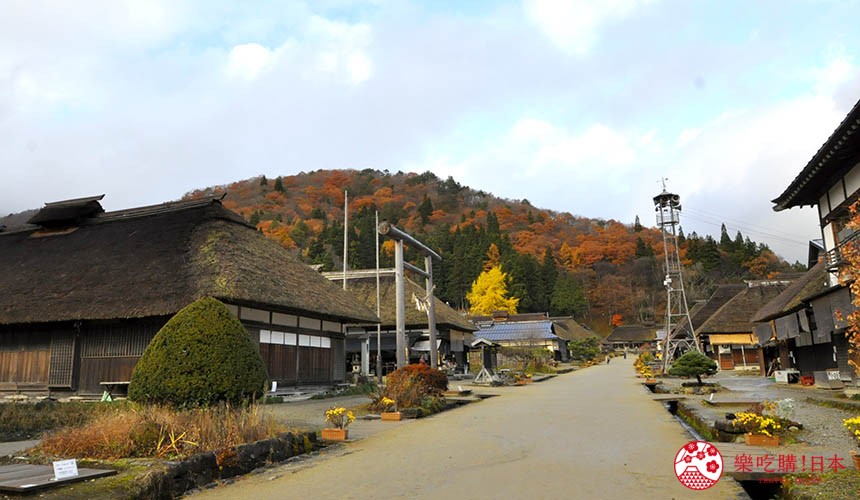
[99,381,130,400]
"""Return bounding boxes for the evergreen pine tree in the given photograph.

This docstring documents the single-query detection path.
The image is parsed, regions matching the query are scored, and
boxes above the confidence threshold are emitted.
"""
[274,176,285,192]
[417,195,434,225]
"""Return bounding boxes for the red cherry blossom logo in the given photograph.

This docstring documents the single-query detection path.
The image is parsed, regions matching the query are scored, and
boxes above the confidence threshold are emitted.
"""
[674,441,723,490]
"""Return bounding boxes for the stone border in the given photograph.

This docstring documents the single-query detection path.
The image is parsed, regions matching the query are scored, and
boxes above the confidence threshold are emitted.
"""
[131,431,320,499]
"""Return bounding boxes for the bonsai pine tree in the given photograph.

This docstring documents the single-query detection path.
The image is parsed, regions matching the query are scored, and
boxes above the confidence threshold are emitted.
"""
[129,297,268,407]
[668,350,717,385]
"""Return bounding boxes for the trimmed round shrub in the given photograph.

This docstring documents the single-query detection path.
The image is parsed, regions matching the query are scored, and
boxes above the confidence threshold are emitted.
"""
[129,297,267,407]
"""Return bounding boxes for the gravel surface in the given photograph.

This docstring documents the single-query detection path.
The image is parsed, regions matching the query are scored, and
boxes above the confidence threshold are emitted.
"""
[659,371,859,460]
[259,394,374,431]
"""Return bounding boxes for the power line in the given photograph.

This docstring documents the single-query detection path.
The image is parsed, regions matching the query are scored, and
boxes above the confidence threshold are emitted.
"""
[683,206,812,241]
[679,212,810,248]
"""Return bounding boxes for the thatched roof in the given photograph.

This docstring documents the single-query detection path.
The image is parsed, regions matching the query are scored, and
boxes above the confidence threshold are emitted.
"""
[0,197,378,325]
[690,284,746,332]
[605,325,656,343]
[751,261,829,323]
[698,282,790,334]
[550,317,597,341]
[325,272,476,332]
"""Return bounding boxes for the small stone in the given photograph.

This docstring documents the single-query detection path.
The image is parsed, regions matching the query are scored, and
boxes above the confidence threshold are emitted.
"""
[789,426,800,432]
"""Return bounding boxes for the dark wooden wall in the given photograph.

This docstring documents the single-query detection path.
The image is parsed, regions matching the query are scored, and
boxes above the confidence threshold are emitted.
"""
[77,321,160,394]
[0,332,50,384]
[258,344,298,383]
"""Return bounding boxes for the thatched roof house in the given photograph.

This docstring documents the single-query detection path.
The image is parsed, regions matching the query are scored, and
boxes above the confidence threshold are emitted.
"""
[751,261,830,327]
[750,262,842,376]
[550,317,597,342]
[0,196,378,394]
[698,281,790,371]
[604,325,657,349]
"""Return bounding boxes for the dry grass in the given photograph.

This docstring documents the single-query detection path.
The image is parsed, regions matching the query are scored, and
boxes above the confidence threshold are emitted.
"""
[38,404,287,460]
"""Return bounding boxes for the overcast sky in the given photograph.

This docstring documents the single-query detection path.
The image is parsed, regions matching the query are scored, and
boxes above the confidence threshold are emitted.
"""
[3,1,859,263]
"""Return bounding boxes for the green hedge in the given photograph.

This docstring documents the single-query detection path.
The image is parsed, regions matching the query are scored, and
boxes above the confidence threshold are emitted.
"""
[129,297,267,407]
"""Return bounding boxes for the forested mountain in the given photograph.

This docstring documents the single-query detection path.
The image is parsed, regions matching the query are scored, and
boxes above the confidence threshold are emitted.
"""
[184,169,802,335]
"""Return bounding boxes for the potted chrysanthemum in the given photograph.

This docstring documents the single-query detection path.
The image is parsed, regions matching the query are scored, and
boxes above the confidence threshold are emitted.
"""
[380,397,402,421]
[843,416,860,468]
[322,406,355,441]
[733,412,781,446]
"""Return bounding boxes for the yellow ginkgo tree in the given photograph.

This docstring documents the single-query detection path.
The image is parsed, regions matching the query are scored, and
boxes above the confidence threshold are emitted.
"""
[466,265,519,316]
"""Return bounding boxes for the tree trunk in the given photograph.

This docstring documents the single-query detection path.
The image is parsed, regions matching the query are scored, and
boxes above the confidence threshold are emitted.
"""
[695,374,702,385]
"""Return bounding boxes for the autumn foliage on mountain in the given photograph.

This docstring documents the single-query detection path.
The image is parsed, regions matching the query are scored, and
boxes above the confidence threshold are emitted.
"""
[184,169,800,334]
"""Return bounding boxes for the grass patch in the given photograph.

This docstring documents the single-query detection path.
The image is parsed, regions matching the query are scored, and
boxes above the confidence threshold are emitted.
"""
[804,396,860,412]
[783,469,860,499]
[676,402,715,441]
[0,400,119,441]
[36,403,287,460]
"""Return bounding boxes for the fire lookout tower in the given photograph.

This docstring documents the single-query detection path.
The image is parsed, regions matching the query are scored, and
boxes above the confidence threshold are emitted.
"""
[654,183,699,372]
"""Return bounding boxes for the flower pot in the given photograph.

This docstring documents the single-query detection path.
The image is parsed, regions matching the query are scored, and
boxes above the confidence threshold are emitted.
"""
[381,411,402,421]
[744,433,779,447]
[851,451,860,470]
[321,428,348,441]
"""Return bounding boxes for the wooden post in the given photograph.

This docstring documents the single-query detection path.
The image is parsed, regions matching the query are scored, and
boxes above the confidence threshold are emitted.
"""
[395,240,407,368]
[425,255,439,369]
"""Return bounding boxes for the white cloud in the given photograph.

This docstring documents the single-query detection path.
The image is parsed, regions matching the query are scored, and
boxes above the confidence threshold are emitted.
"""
[225,43,277,81]
[305,15,374,84]
[523,0,649,55]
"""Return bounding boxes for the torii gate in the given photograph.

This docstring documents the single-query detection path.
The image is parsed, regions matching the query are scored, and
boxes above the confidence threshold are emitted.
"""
[378,222,442,369]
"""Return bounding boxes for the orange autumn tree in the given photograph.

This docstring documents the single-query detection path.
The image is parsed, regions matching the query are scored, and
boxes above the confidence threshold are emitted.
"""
[838,201,860,375]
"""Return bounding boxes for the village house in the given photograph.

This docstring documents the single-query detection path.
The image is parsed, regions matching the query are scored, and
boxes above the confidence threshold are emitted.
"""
[550,316,598,358]
[470,312,567,366]
[696,281,790,374]
[770,96,860,385]
[0,196,378,396]
[751,261,832,381]
[323,270,476,375]
[603,324,658,352]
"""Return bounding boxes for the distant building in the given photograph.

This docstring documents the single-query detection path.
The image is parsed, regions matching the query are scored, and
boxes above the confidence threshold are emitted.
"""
[604,325,658,351]
[0,196,378,396]
[470,312,568,364]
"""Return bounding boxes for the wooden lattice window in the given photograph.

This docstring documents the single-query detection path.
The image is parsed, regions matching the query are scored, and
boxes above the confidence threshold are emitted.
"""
[49,331,76,387]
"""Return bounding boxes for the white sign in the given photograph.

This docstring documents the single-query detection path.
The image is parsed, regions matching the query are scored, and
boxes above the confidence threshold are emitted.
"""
[53,459,79,480]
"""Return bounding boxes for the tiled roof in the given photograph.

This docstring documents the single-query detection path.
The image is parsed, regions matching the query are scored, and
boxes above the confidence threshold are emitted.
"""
[474,320,557,342]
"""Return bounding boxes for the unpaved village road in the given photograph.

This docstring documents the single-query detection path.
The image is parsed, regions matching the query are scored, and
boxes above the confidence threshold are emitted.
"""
[191,359,747,499]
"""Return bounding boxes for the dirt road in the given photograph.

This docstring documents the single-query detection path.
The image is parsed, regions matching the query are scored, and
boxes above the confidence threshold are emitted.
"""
[191,359,747,499]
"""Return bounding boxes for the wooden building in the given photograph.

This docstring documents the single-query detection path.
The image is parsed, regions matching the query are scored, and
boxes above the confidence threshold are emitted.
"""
[697,281,789,373]
[751,261,832,378]
[0,196,378,396]
[771,96,860,383]
[604,325,658,351]
[471,319,565,366]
